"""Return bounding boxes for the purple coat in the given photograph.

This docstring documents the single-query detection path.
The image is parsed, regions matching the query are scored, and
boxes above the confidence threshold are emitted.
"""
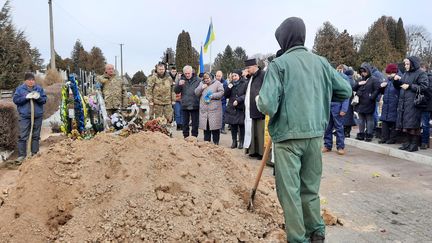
[195,80,224,130]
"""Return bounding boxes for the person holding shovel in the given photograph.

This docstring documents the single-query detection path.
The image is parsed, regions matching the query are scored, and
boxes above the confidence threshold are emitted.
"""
[257,17,351,243]
[12,72,47,165]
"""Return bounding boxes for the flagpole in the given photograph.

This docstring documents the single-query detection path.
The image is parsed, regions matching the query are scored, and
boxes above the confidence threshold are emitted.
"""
[209,44,212,73]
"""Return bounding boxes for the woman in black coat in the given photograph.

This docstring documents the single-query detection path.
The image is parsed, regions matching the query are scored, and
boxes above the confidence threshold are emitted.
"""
[224,69,248,149]
[352,64,381,141]
[395,56,429,152]
[342,69,357,137]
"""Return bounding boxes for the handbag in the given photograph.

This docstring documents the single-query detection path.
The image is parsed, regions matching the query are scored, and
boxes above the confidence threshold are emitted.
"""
[351,93,359,106]
[414,86,428,108]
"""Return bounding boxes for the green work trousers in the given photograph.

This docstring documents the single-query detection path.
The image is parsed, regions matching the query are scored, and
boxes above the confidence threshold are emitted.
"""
[274,136,325,243]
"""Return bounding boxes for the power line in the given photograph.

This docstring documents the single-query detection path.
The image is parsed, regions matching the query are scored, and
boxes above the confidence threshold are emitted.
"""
[52,1,120,46]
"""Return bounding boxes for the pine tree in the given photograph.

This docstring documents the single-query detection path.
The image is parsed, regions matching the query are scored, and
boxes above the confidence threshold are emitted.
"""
[335,30,358,67]
[384,16,397,49]
[175,30,194,71]
[233,47,248,69]
[131,70,147,85]
[395,18,407,58]
[71,39,89,74]
[0,0,43,89]
[359,18,399,70]
[88,47,106,74]
[161,47,175,66]
[313,21,339,66]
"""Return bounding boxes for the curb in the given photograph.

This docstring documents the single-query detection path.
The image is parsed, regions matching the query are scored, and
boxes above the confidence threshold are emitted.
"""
[345,138,432,167]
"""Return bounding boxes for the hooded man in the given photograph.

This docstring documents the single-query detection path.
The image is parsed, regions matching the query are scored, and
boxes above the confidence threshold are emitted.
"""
[257,17,352,243]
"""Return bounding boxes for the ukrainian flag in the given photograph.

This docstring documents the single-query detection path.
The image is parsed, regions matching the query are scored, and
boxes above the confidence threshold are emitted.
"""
[199,45,204,74]
[204,20,215,53]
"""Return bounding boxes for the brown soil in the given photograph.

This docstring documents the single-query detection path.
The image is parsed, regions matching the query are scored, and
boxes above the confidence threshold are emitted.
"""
[0,131,285,242]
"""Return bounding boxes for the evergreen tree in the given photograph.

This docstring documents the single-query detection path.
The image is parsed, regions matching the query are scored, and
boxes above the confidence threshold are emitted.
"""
[161,47,175,66]
[212,45,237,77]
[191,47,200,73]
[384,16,397,49]
[358,17,399,70]
[233,47,248,69]
[175,30,194,71]
[395,18,407,58]
[0,0,43,89]
[71,39,89,74]
[131,70,147,85]
[313,21,339,66]
[335,30,358,67]
[88,47,106,74]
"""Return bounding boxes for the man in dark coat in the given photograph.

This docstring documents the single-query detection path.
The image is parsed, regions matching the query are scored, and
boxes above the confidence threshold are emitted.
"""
[379,64,401,144]
[243,58,266,159]
[174,65,201,139]
[395,56,429,152]
[224,69,248,149]
[420,63,432,149]
[13,72,47,165]
[353,63,381,141]
[342,69,357,137]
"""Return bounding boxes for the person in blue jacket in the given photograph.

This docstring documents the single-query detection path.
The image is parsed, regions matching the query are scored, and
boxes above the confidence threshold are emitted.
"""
[12,72,47,165]
[378,64,400,144]
[322,67,350,155]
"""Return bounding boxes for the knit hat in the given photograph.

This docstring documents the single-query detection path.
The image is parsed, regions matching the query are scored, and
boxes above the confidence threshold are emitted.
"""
[385,63,398,74]
[344,69,354,76]
[24,72,35,81]
[232,69,242,77]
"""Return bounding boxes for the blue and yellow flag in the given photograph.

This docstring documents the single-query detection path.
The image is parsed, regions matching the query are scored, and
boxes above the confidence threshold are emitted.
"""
[204,20,215,53]
[199,45,204,74]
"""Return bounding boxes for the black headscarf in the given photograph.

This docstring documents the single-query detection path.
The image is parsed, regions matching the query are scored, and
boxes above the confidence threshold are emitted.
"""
[275,17,306,57]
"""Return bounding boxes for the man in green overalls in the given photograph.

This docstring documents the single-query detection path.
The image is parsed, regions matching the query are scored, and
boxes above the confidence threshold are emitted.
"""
[257,17,352,243]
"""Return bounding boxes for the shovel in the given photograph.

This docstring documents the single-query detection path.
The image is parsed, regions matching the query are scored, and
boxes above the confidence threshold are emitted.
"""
[247,138,272,211]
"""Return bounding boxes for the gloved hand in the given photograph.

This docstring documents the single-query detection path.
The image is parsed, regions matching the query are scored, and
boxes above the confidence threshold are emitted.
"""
[26,93,33,99]
[31,91,40,99]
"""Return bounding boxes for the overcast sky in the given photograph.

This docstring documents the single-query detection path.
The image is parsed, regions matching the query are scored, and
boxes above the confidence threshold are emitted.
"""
[3,0,431,76]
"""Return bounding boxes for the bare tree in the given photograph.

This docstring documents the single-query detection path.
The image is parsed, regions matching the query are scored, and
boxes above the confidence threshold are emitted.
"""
[406,24,431,57]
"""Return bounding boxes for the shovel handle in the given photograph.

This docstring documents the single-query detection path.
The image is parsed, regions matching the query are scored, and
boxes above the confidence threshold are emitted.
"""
[252,138,272,191]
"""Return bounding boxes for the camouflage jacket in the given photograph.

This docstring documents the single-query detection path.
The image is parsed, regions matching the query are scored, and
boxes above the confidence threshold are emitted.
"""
[146,73,175,105]
[98,74,127,110]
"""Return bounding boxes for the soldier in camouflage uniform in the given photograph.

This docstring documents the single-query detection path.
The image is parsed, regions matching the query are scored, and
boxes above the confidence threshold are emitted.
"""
[146,63,176,122]
[98,64,128,115]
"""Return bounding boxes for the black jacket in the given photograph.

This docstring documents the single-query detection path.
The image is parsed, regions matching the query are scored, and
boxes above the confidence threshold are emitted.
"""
[396,56,429,129]
[352,63,381,114]
[248,68,266,119]
[423,73,432,112]
[174,75,200,110]
[224,78,248,125]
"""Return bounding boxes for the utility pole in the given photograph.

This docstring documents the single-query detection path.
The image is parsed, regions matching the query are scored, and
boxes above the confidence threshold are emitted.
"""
[48,0,56,70]
[115,56,118,71]
[119,44,124,78]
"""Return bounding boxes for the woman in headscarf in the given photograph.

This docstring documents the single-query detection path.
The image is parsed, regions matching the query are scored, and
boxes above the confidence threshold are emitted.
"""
[224,69,248,149]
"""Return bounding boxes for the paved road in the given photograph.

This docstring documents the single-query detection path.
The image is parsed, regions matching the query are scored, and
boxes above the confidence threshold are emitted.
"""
[189,129,432,242]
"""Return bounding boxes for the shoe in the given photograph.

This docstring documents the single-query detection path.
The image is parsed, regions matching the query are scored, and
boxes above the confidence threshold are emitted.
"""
[220,129,227,134]
[378,139,386,144]
[399,143,410,150]
[407,143,418,152]
[386,140,396,144]
[15,156,25,165]
[345,133,351,138]
[310,231,325,243]
[230,140,238,149]
[237,141,243,149]
[337,149,345,155]
[321,147,331,153]
[176,125,182,131]
[365,133,373,142]
[248,153,259,158]
[256,155,263,160]
[355,133,365,141]
[266,161,274,167]
[420,143,428,150]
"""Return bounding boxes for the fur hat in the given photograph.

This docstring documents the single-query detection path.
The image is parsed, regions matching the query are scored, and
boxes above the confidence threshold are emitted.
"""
[232,69,242,77]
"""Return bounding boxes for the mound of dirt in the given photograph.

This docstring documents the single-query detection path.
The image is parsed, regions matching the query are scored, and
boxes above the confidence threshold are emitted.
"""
[0,132,285,242]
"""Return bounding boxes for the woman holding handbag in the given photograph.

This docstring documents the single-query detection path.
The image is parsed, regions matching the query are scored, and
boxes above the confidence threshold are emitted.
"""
[395,56,429,152]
